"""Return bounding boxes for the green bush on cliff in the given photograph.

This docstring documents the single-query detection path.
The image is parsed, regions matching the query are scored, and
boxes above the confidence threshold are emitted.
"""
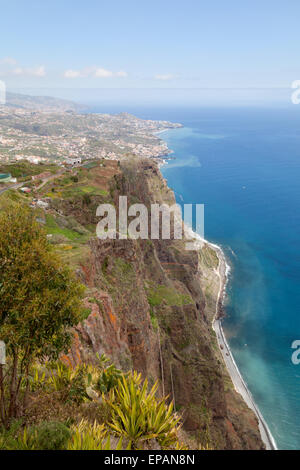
[147,285,192,307]
[0,202,85,427]
[150,308,159,330]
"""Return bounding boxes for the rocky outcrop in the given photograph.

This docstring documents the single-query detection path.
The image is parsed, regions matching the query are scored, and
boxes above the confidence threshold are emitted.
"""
[63,158,264,450]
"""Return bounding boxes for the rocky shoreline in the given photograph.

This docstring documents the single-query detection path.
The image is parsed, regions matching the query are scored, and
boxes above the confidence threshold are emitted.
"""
[210,241,277,450]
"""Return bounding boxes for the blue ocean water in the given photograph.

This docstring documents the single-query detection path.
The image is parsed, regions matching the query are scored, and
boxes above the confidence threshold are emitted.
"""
[91,104,300,449]
[157,108,300,450]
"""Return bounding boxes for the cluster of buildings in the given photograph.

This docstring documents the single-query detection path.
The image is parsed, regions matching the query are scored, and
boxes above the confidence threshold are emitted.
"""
[0,106,182,168]
[64,157,82,167]
[14,155,47,164]
[126,141,171,158]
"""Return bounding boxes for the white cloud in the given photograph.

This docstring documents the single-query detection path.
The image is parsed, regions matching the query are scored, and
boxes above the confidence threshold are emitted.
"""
[0,57,17,66]
[63,67,128,79]
[154,74,175,81]
[64,69,82,78]
[94,68,113,78]
[13,65,46,77]
[0,58,46,78]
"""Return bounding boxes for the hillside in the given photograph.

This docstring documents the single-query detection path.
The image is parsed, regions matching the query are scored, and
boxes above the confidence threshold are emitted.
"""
[5,92,86,113]
[0,157,265,449]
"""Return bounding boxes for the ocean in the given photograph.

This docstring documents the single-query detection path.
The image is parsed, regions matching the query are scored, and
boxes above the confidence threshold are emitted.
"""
[91,105,300,449]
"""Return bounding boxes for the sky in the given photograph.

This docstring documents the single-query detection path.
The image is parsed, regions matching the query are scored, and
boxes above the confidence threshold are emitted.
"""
[0,0,300,101]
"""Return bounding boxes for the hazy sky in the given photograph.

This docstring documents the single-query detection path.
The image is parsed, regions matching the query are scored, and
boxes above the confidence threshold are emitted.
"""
[0,0,299,90]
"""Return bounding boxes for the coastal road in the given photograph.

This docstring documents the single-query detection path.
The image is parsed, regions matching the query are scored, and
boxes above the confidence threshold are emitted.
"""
[213,318,277,450]
[0,169,66,196]
[36,169,65,191]
[0,182,23,195]
[208,241,277,451]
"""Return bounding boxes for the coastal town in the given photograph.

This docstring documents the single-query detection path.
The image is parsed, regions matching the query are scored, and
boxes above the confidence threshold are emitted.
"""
[0,97,182,172]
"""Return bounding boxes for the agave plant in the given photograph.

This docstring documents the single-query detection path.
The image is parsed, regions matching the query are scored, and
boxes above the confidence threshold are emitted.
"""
[28,366,46,391]
[13,427,36,450]
[96,353,110,369]
[48,361,76,391]
[95,364,123,394]
[105,373,181,449]
[66,420,125,450]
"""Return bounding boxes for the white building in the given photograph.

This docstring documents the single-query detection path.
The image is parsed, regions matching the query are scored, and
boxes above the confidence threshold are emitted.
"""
[65,157,82,166]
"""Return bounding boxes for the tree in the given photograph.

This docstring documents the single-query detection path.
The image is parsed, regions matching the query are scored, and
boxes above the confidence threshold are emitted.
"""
[0,202,85,426]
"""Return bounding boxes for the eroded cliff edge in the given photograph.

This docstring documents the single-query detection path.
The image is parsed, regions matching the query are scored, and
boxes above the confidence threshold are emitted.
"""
[53,158,265,450]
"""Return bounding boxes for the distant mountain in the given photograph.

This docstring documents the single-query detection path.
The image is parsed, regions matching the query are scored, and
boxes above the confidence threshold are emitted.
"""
[5,92,86,113]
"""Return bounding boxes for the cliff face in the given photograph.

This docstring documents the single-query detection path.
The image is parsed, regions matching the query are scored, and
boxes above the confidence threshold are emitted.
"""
[60,158,264,450]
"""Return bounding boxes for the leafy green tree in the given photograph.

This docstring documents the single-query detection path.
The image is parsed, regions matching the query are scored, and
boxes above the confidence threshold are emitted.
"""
[0,202,85,426]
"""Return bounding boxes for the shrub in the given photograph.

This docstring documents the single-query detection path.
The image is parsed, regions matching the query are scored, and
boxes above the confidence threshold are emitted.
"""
[28,421,72,450]
[48,362,89,404]
[7,421,71,450]
[67,368,89,404]
[0,420,24,450]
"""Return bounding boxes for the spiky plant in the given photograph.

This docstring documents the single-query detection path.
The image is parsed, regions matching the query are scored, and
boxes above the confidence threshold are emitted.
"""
[66,420,124,450]
[105,373,181,449]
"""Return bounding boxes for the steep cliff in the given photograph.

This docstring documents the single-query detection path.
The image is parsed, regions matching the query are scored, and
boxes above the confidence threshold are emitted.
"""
[50,158,264,450]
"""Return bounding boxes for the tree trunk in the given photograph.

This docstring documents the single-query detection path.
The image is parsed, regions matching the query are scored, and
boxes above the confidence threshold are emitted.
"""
[8,352,19,422]
[0,364,6,426]
[22,362,30,412]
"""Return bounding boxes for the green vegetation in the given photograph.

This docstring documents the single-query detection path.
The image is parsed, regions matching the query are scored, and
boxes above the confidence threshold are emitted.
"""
[95,361,123,394]
[66,420,124,450]
[112,258,135,277]
[40,167,109,201]
[150,308,159,330]
[81,160,99,169]
[80,307,92,322]
[0,188,28,206]
[61,185,108,199]
[199,244,219,270]
[106,372,180,449]
[0,355,185,450]
[0,202,85,427]
[0,160,59,179]
[55,244,91,270]
[21,421,72,450]
[147,284,193,307]
[45,214,82,241]
[101,257,136,290]
[101,258,139,311]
